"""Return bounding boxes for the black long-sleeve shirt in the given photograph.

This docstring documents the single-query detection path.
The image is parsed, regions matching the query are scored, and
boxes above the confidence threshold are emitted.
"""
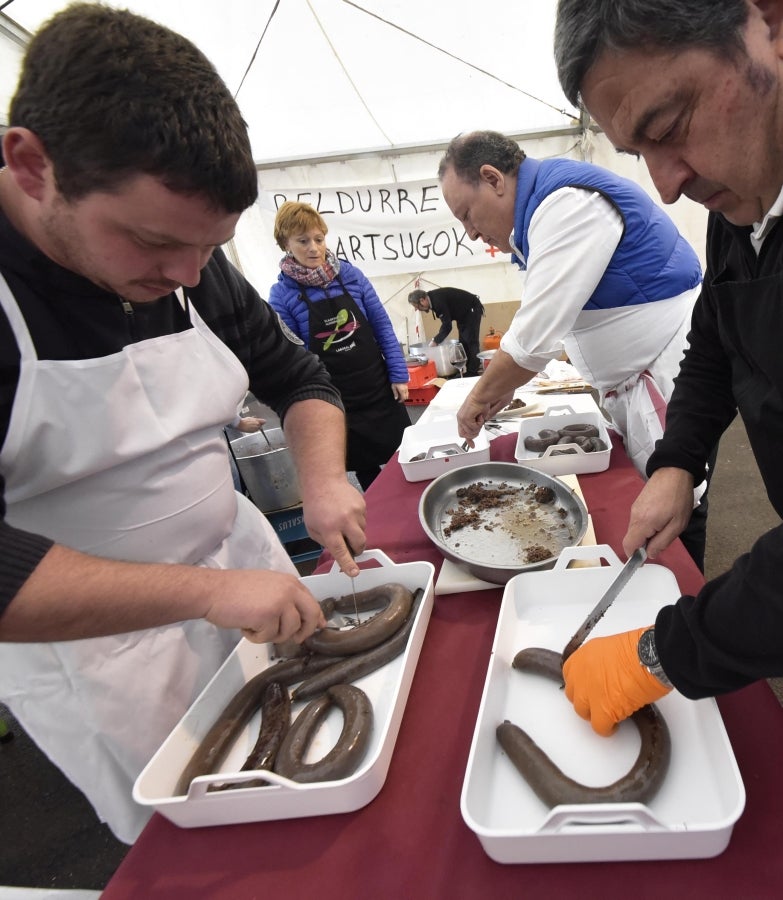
[426,287,482,344]
[647,211,783,697]
[0,210,342,615]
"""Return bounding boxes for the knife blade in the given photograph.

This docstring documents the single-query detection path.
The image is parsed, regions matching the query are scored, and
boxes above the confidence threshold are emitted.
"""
[561,546,647,664]
[347,546,360,624]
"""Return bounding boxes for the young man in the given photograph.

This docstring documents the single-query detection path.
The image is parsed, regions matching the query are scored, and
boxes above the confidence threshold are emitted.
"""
[407,286,484,376]
[553,0,783,735]
[0,4,365,842]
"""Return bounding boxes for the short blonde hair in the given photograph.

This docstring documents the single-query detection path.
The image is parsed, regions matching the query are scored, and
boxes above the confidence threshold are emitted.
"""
[273,201,328,250]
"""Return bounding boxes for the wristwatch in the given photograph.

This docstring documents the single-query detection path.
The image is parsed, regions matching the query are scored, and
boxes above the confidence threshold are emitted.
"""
[637,628,673,689]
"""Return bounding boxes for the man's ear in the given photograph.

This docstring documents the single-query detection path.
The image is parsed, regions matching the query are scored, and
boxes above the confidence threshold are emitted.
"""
[753,0,783,44]
[2,128,54,201]
[478,164,506,195]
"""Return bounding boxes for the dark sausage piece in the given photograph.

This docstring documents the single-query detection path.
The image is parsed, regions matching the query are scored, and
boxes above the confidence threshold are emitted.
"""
[174,654,344,795]
[559,423,600,438]
[497,647,671,806]
[304,583,414,657]
[524,429,561,452]
[274,684,374,783]
[210,680,291,791]
[293,587,425,701]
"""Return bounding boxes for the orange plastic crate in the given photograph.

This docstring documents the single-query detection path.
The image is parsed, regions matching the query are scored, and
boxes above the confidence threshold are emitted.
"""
[406,361,437,389]
[405,385,439,405]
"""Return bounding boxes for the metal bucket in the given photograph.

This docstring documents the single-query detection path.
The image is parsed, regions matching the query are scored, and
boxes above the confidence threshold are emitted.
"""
[229,428,302,512]
[409,341,457,376]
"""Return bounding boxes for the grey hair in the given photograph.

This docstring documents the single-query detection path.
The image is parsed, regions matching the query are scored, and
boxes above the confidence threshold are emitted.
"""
[408,289,428,305]
[437,131,525,186]
[554,0,750,106]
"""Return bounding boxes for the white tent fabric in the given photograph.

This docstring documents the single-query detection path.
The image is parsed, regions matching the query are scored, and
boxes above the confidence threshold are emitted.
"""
[0,1,707,346]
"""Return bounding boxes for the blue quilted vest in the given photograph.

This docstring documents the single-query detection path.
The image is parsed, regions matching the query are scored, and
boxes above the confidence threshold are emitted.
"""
[512,157,701,309]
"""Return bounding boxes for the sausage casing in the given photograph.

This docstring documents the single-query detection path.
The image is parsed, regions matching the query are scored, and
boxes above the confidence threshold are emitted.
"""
[304,583,414,656]
[293,587,425,701]
[499,647,671,806]
[274,684,374,783]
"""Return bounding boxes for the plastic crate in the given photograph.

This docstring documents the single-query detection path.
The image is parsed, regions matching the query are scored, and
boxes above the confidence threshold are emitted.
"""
[406,360,438,389]
[406,385,439,405]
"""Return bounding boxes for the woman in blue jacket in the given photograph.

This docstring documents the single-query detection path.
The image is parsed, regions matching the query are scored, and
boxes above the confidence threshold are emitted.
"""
[269,202,410,490]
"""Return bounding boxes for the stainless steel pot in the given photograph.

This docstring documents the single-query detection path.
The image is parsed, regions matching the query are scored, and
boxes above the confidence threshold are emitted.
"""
[229,427,302,512]
[418,462,588,584]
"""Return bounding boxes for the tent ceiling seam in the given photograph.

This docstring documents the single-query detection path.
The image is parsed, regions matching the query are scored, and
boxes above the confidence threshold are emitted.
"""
[343,0,573,119]
[306,0,393,146]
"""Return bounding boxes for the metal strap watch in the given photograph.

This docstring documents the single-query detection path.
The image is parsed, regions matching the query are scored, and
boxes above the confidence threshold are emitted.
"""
[637,628,673,689]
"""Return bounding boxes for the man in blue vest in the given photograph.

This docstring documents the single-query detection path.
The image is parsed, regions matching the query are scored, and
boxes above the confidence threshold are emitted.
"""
[439,129,708,566]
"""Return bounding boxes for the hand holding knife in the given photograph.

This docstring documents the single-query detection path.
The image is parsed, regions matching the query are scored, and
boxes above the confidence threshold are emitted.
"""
[561,546,647,664]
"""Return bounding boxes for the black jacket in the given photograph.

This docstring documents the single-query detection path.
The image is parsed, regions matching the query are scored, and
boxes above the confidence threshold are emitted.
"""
[648,211,783,697]
[427,287,483,344]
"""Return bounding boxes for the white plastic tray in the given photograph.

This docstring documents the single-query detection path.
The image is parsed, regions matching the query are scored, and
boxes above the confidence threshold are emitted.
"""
[515,404,612,475]
[461,545,745,864]
[133,550,435,828]
[399,419,490,482]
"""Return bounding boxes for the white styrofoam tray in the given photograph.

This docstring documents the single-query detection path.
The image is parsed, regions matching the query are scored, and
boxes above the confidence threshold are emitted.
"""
[399,419,490,482]
[133,549,435,828]
[461,545,745,864]
[515,404,612,476]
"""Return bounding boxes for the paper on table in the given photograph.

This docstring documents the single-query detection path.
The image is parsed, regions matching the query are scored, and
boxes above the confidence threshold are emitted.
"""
[433,474,598,596]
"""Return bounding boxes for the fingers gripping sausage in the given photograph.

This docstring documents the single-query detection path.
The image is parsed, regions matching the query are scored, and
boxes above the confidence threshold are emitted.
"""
[496,647,671,806]
[304,583,414,656]
[293,587,425,702]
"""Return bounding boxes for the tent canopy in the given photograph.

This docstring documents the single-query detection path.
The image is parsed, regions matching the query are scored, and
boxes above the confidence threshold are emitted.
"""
[1,1,706,347]
[1,0,576,164]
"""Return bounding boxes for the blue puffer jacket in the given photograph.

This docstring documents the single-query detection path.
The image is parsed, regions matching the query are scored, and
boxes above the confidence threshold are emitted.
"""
[268,258,409,384]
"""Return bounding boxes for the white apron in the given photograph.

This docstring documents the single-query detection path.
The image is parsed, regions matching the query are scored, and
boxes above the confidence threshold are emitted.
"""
[0,275,296,843]
[563,289,700,481]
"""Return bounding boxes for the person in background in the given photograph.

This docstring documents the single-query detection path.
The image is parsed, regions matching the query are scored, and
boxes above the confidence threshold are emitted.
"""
[407,286,484,376]
[0,4,366,843]
[269,202,410,491]
[439,130,710,569]
[552,0,783,733]
[231,415,266,433]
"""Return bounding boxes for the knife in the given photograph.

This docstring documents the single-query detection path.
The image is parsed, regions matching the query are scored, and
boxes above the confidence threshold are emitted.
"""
[561,546,647,664]
[347,546,360,625]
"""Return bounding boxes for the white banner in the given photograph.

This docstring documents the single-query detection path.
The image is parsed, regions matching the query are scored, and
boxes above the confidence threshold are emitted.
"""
[256,178,504,278]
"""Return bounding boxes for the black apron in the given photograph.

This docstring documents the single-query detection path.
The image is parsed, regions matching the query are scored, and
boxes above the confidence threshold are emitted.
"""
[301,278,409,486]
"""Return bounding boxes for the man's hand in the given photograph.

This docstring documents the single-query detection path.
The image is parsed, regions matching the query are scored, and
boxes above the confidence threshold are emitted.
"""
[202,569,327,643]
[456,391,512,441]
[1,544,328,643]
[562,627,672,736]
[623,467,695,559]
[456,349,536,441]
[302,477,366,578]
[282,399,367,578]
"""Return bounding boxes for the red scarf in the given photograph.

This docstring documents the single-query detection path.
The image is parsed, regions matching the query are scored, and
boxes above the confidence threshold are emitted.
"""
[280,249,341,287]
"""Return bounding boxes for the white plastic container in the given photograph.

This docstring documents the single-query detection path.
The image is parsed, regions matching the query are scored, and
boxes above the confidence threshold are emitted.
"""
[515,404,612,476]
[399,420,490,482]
[133,550,435,828]
[461,545,745,864]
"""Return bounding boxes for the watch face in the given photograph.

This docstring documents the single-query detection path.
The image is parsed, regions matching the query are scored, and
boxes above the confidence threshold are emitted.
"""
[638,629,659,667]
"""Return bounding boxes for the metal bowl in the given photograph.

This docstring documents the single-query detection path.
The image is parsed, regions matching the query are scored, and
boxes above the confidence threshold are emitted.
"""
[418,462,588,584]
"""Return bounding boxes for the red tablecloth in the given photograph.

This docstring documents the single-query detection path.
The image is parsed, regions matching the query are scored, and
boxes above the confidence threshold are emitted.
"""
[103,435,783,899]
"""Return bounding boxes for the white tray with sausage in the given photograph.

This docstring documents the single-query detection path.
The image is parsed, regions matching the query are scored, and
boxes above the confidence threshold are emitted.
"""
[460,545,745,863]
[133,550,435,828]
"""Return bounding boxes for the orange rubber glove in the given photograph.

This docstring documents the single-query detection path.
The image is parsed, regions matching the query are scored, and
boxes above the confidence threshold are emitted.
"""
[562,626,672,737]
